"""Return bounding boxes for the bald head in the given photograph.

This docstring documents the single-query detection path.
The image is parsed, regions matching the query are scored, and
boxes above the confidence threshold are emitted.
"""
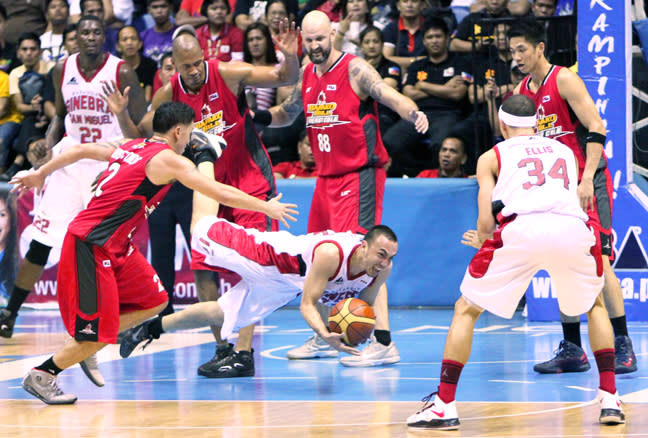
[172,34,205,91]
[301,10,332,33]
[301,11,336,65]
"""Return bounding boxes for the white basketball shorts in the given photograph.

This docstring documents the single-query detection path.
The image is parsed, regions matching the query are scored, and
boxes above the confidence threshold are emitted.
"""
[461,212,604,319]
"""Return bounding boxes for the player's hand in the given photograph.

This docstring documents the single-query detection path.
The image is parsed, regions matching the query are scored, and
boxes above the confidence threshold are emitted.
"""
[265,192,298,228]
[577,177,594,211]
[321,331,361,355]
[26,139,51,168]
[273,18,298,57]
[9,169,45,196]
[101,80,130,116]
[461,229,482,249]
[409,110,428,134]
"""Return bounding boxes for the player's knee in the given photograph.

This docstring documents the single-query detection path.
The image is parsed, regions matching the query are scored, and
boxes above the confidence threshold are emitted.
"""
[25,240,52,266]
[455,295,483,319]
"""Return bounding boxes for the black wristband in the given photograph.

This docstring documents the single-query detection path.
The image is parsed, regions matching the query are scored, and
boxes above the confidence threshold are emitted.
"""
[253,109,272,127]
[585,132,606,145]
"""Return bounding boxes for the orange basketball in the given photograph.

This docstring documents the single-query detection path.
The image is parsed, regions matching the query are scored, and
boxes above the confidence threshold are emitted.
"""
[328,298,376,346]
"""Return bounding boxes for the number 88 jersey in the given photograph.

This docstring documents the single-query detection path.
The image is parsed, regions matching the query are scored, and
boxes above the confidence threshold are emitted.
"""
[492,135,587,221]
[61,53,125,143]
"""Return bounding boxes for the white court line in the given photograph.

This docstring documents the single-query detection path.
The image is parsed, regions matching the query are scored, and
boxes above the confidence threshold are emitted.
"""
[565,386,597,392]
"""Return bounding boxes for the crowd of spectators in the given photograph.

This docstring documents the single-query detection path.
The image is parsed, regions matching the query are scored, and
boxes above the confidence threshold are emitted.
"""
[0,0,577,180]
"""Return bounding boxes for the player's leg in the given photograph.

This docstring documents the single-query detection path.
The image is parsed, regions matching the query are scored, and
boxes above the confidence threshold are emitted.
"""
[585,294,625,424]
[0,240,50,337]
[407,296,482,430]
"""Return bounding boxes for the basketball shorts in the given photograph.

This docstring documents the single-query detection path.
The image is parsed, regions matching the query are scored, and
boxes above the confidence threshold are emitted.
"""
[307,167,385,234]
[57,234,169,344]
[590,165,614,257]
[461,213,603,319]
[190,216,305,338]
[31,137,108,248]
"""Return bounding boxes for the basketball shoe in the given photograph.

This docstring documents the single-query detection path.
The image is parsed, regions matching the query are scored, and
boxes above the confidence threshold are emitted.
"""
[407,392,460,430]
[22,369,77,405]
[339,335,400,367]
[197,342,234,375]
[286,334,338,359]
[533,340,591,373]
[198,349,255,378]
[119,321,158,358]
[80,353,105,387]
[614,335,638,374]
[598,388,625,424]
[0,308,16,338]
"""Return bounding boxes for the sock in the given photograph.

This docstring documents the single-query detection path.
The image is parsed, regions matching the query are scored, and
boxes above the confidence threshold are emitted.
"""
[594,349,616,394]
[35,357,63,376]
[562,321,582,347]
[438,359,464,403]
[6,287,31,315]
[610,315,628,338]
[374,329,391,346]
[148,316,164,338]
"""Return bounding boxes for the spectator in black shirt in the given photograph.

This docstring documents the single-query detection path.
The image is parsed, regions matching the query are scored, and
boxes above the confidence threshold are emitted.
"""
[234,0,298,30]
[382,0,427,69]
[382,16,468,177]
[360,25,401,135]
[117,26,158,104]
[450,0,510,53]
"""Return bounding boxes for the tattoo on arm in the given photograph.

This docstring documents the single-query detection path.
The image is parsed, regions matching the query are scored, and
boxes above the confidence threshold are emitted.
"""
[95,140,124,150]
[280,69,304,120]
[350,60,385,101]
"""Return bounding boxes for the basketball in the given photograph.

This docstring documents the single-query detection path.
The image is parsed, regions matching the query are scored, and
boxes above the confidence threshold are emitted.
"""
[328,298,376,346]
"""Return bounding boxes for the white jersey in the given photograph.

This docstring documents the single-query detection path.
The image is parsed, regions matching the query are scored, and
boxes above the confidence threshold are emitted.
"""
[302,232,376,306]
[61,53,125,143]
[493,135,587,221]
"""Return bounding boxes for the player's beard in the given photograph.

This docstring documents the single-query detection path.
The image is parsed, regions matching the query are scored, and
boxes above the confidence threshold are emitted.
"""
[307,44,331,65]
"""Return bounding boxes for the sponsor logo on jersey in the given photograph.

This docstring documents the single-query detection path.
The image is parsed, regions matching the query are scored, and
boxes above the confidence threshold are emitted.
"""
[542,95,551,103]
[208,92,219,101]
[195,107,236,136]
[334,277,344,284]
[326,84,336,91]
[305,91,351,130]
[67,76,78,85]
[536,104,572,138]
[79,324,96,335]
[103,260,111,268]
[340,189,351,196]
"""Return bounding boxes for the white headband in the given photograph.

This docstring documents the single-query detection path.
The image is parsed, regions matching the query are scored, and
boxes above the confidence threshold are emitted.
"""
[498,106,537,128]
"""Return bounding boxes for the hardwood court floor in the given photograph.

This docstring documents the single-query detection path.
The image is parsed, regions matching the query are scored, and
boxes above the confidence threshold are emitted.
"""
[0,308,646,438]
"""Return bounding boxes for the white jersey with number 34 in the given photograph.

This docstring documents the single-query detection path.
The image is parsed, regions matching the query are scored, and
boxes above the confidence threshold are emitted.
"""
[61,53,125,143]
[492,135,587,221]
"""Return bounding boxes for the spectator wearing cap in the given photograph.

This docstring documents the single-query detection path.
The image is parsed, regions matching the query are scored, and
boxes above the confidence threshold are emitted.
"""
[141,0,177,64]
[195,0,244,61]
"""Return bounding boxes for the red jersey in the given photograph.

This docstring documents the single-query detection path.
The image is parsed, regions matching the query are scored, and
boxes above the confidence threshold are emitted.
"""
[67,139,172,254]
[518,65,599,176]
[273,160,317,178]
[195,23,244,62]
[170,59,275,197]
[302,53,389,176]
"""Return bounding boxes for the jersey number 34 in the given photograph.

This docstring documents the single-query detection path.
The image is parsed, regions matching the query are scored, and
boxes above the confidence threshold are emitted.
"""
[518,157,570,190]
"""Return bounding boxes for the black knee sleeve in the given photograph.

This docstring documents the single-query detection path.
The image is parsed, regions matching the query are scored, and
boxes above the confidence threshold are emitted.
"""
[25,240,52,266]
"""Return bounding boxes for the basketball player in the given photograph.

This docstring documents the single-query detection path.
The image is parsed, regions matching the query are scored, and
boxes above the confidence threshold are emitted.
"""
[100,19,300,378]
[406,95,625,430]
[117,217,398,367]
[511,18,636,374]
[0,15,147,387]
[12,101,298,405]
[262,10,427,367]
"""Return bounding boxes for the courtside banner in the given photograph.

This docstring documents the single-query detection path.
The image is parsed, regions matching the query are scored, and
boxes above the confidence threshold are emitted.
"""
[526,1,648,321]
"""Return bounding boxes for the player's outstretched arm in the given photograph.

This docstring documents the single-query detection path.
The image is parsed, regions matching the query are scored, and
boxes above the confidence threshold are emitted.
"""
[348,58,428,133]
[101,80,156,138]
[301,243,361,355]
[266,66,305,127]
[147,151,299,228]
[475,150,498,243]
[10,140,126,195]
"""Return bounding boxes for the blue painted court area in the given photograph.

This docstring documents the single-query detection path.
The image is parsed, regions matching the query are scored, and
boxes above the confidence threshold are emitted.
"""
[1,308,647,404]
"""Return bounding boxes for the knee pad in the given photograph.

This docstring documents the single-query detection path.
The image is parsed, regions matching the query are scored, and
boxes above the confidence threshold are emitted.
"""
[25,240,52,266]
